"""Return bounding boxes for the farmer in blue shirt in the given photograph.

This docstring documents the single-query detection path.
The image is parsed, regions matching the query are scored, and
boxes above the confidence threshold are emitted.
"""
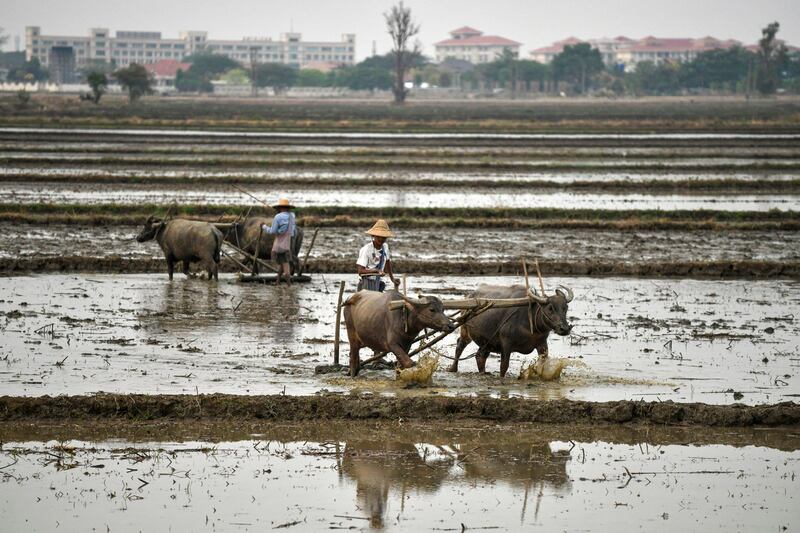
[262,198,297,286]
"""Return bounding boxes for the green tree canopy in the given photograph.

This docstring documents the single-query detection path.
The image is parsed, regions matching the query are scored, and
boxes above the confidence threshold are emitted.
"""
[551,42,604,93]
[297,69,329,87]
[114,63,153,102]
[679,46,753,89]
[254,63,297,93]
[756,21,788,94]
[176,53,239,92]
[8,58,49,82]
[86,71,108,103]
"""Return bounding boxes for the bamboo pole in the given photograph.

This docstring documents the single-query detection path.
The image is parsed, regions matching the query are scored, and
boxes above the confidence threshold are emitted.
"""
[223,240,279,273]
[299,227,319,276]
[522,257,534,333]
[388,296,534,311]
[534,259,546,296]
[333,281,346,367]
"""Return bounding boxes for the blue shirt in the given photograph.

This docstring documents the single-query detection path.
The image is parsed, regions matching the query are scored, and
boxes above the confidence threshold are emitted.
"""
[263,212,296,237]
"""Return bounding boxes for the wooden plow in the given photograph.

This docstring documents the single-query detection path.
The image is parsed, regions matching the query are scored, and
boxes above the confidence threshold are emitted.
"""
[214,188,321,283]
[331,257,548,373]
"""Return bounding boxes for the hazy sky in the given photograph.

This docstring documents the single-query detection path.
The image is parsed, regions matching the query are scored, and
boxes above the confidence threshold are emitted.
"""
[2,0,798,59]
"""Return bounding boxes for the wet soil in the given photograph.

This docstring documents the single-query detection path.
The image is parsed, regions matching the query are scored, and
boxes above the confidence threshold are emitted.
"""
[0,274,797,405]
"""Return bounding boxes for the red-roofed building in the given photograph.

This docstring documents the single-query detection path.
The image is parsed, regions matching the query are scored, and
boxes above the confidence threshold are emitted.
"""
[435,27,520,64]
[143,59,190,90]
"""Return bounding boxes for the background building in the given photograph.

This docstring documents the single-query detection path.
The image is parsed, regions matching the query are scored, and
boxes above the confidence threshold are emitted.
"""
[530,35,753,70]
[26,26,356,72]
[435,27,520,64]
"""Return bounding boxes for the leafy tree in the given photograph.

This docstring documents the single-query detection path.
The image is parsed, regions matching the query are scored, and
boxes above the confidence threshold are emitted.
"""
[756,21,787,94]
[176,53,239,92]
[297,69,329,87]
[114,63,153,102]
[86,71,108,103]
[626,61,681,95]
[680,46,753,91]
[551,43,604,94]
[331,64,392,91]
[8,58,49,82]
[516,60,549,91]
[255,63,297,93]
[220,68,250,85]
[385,1,420,103]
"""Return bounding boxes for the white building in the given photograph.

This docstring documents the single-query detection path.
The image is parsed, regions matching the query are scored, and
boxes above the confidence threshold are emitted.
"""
[25,27,356,70]
[434,27,521,64]
[530,35,749,70]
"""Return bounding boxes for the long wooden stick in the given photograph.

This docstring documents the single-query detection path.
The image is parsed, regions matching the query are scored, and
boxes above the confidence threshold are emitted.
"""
[220,249,251,272]
[233,184,273,209]
[333,281,345,367]
[252,226,264,274]
[534,259,546,296]
[299,227,319,276]
[223,240,279,273]
[388,296,536,311]
[522,257,534,333]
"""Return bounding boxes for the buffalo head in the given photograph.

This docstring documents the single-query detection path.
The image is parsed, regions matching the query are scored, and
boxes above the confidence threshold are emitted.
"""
[398,294,455,333]
[529,285,574,336]
[136,215,165,243]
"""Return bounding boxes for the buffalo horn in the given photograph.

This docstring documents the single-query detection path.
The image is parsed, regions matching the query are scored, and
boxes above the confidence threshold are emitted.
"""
[528,289,548,304]
[558,285,574,303]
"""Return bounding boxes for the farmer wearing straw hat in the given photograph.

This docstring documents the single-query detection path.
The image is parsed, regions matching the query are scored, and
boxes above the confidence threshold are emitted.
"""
[262,198,297,286]
[357,219,401,292]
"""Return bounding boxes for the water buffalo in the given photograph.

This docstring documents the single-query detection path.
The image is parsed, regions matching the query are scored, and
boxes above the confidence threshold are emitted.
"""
[222,217,304,274]
[343,290,456,377]
[136,216,223,280]
[448,284,574,377]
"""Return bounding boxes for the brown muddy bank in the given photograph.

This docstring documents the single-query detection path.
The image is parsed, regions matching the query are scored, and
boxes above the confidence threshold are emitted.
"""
[1,394,798,427]
[2,256,798,278]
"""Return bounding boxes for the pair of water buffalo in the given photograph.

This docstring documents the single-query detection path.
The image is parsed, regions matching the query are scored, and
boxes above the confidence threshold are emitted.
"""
[344,284,573,377]
[135,216,303,280]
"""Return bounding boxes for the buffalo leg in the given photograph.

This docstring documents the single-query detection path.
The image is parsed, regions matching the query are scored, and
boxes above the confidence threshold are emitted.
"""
[182,260,190,277]
[349,343,361,377]
[475,346,490,373]
[448,332,471,373]
[390,343,414,369]
[167,257,175,280]
[499,349,511,378]
[536,340,549,359]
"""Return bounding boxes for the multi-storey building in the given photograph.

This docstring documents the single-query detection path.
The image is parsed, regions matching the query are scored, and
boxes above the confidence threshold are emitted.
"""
[25,26,356,71]
[435,27,520,64]
[530,35,750,70]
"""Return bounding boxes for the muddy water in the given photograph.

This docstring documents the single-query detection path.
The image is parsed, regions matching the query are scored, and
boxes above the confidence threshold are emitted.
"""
[3,166,796,184]
[1,182,795,211]
[1,224,797,263]
[0,425,797,531]
[0,274,797,404]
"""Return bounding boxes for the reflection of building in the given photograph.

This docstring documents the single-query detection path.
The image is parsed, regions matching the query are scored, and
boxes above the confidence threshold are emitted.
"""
[435,27,521,64]
[26,26,356,70]
[48,46,77,84]
[531,35,753,70]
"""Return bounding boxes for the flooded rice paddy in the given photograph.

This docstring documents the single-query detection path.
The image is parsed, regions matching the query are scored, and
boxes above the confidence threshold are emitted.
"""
[0,273,797,404]
[0,423,797,532]
[0,223,797,264]
[1,181,795,211]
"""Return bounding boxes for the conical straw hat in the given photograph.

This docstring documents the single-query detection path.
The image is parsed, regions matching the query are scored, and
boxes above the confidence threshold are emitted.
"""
[365,219,395,238]
[272,198,294,209]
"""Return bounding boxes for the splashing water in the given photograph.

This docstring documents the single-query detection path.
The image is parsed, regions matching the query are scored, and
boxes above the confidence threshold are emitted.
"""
[396,352,440,386]
[519,356,588,381]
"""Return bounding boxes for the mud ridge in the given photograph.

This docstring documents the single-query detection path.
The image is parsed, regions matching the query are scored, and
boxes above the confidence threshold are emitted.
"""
[2,256,798,278]
[1,394,798,427]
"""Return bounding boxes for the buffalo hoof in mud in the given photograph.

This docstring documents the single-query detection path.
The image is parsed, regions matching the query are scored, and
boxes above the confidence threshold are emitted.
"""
[446,364,459,373]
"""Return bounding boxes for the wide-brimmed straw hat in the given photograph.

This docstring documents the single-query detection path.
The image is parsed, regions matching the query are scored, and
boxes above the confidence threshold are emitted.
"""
[272,198,294,209]
[366,219,395,238]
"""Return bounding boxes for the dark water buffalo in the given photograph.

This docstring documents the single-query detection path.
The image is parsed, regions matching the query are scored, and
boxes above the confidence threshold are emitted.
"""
[136,216,223,280]
[343,291,455,377]
[449,284,574,377]
[222,217,304,274]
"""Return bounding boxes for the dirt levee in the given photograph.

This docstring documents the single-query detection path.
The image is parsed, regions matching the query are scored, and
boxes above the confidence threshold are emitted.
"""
[2,394,798,427]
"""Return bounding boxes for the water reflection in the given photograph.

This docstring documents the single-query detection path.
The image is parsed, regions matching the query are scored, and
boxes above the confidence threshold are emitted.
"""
[340,438,571,527]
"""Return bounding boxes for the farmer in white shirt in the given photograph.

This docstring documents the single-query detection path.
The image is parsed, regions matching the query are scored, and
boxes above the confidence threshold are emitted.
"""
[356,219,401,292]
